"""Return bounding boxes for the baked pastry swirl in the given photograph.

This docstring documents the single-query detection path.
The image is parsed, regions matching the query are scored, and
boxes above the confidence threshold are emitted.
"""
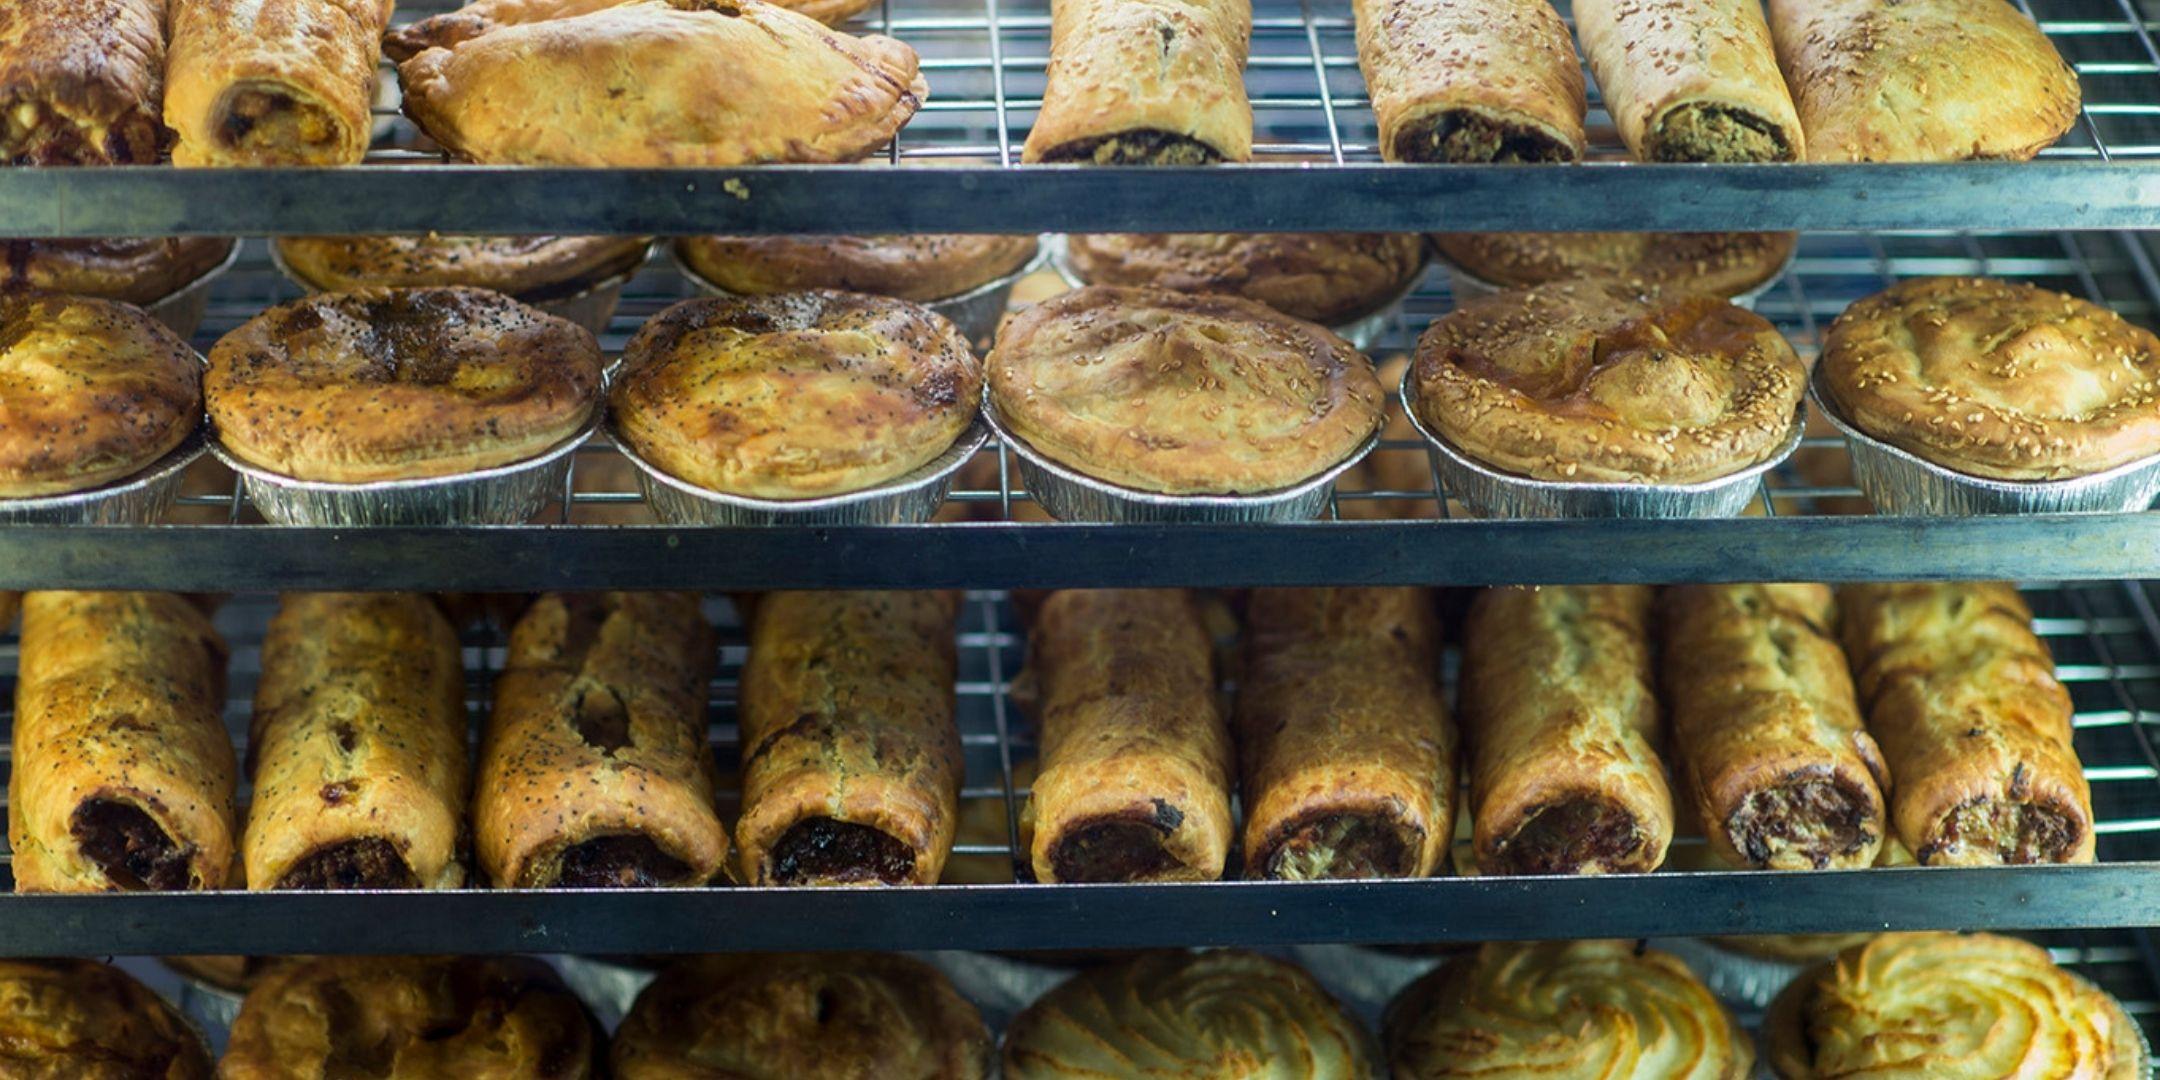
[1821,276,2160,481]
[1766,932,2147,1078]
[206,286,604,484]
[0,0,167,165]
[0,237,236,306]
[274,235,653,301]
[165,0,395,166]
[1353,0,1586,162]
[1577,0,1803,162]
[676,235,1040,303]
[613,291,981,499]
[0,959,211,1078]
[614,953,993,1079]
[1022,0,1252,164]
[0,292,202,499]
[1387,940,1753,1079]
[1432,232,1797,299]
[1410,279,1806,484]
[1004,950,1375,1079]
[384,0,878,60]
[1061,234,1428,326]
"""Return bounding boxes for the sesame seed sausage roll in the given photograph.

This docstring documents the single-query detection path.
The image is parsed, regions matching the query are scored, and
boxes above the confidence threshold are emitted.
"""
[9,592,237,892]
[1458,586,1673,875]
[478,592,728,888]
[1020,589,1235,883]
[1839,582,2095,865]
[1575,0,1804,162]
[1352,0,1586,163]
[165,0,395,166]
[1661,584,1889,871]
[1020,0,1253,164]
[737,591,965,886]
[0,0,169,165]
[1237,587,1458,880]
[243,593,470,890]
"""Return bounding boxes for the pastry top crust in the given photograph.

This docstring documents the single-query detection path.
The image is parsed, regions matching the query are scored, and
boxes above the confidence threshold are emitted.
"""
[274,235,652,300]
[0,959,211,1079]
[0,238,236,306]
[1411,278,1805,484]
[1432,231,1797,298]
[989,285,1384,494]
[397,0,926,166]
[0,0,167,165]
[1821,276,2160,481]
[1063,233,1428,326]
[1020,0,1253,164]
[0,292,202,498]
[676,234,1039,303]
[205,286,603,484]
[383,0,878,62]
[1352,0,1588,163]
[613,291,980,499]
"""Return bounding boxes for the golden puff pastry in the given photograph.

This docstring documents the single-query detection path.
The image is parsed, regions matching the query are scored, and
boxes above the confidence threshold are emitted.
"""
[1411,279,1806,484]
[1821,276,2160,481]
[384,0,877,61]
[614,953,993,1079]
[1387,940,1754,1079]
[989,285,1384,495]
[613,291,981,499]
[1432,231,1797,299]
[1766,933,2147,1079]
[0,0,167,165]
[1022,0,1252,164]
[206,287,605,484]
[0,959,211,1078]
[398,0,926,166]
[274,235,653,300]
[1004,950,1376,1079]
[0,237,237,306]
[1768,0,2079,161]
[1061,233,1428,326]
[0,292,202,499]
[1353,0,1585,162]
[165,0,395,166]
[676,235,1040,303]
[1576,0,1803,162]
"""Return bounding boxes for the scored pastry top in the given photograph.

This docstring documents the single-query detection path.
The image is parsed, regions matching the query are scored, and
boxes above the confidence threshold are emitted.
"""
[274,235,652,300]
[676,234,1040,303]
[1431,231,1796,299]
[1062,233,1429,326]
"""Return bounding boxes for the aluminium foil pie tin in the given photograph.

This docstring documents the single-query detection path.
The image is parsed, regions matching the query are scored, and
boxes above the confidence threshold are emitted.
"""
[1434,243,1795,313]
[670,239,1046,353]
[0,430,207,525]
[615,418,989,527]
[1808,361,2160,515]
[267,240,653,339]
[142,241,243,343]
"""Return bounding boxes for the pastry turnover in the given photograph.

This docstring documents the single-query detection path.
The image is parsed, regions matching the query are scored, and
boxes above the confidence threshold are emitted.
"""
[1352,0,1585,162]
[274,235,653,300]
[1410,279,1806,484]
[1432,232,1797,299]
[737,591,964,886]
[398,0,925,166]
[1661,584,1888,871]
[614,953,993,1079]
[1387,940,1754,1079]
[989,285,1384,495]
[613,292,981,499]
[676,235,1040,303]
[1576,0,1802,162]
[0,293,202,499]
[165,0,394,166]
[1766,933,2147,1079]
[1768,0,2079,161]
[384,0,877,61]
[480,592,727,888]
[1237,587,1457,880]
[0,959,211,1078]
[206,287,604,484]
[221,956,601,1080]
[0,237,236,306]
[0,0,167,165]
[1022,0,1252,164]
[1840,582,2095,865]
[1062,233,1428,326]
[1006,951,1374,1079]
[10,592,236,892]
[1018,589,1235,883]
[1821,277,2160,481]
[1458,586,1672,875]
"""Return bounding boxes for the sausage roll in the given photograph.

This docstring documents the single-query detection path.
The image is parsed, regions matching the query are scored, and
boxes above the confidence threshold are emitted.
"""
[736,591,964,886]
[1457,586,1673,875]
[1575,0,1803,162]
[1839,582,2095,865]
[384,0,877,61]
[479,592,727,889]
[1661,584,1889,871]
[1021,0,1252,164]
[244,593,468,890]
[9,591,236,892]
[1352,0,1585,163]
[165,0,394,166]
[1237,587,1457,880]
[1019,589,1235,884]
[0,0,167,165]
[0,959,211,1078]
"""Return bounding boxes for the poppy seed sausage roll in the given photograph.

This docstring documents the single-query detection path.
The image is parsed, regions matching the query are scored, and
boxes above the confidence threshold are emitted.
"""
[0,0,169,165]
[1839,582,2094,865]
[1574,0,1804,162]
[1352,0,1586,163]
[1458,586,1673,875]
[9,591,237,892]
[1020,589,1235,884]
[243,593,469,890]
[1020,0,1253,164]
[1661,584,1888,871]
[479,592,727,888]
[737,591,965,886]
[1237,587,1457,880]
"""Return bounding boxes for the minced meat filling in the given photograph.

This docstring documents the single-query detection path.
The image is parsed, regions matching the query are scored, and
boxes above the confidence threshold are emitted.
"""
[1264,813,1415,881]
[1653,104,1789,163]
[1052,819,1181,883]
[1727,778,1875,869]
[277,837,420,890]
[73,799,193,891]
[220,89,337,151]
[1409,113,1576,164]
[553,834,692,888]
[1044,130,1223,165]
[771,818,916,885]
[1491,798,1642,874]
[1931,798,2080,864]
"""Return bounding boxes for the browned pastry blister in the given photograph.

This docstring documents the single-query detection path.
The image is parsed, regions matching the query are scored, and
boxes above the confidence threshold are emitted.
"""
[0,959,212,1078]
[384,0,879,61]
[613,953,993,1079]
[1352,0,1585,162]
[0,0,167,165]
[165,0,395,166]
[1575,0,1802,162]
[1660,584,1888,871]
[243,594,469,891]
[0,292,202,500]
[1839,582,2095,865]
[736,591,964,886]
[1021,0,1252,164]
[0,237,237,306]
[1237,588,1457,880]
[1019,590,1235,883]
[9,592,237,892]
[479,592,729,889]
[273,235,654,301]
[1457,586,1673,875]
[676,235,1040,303]
[1061,233,1428,325]
[1431,232,1798,299]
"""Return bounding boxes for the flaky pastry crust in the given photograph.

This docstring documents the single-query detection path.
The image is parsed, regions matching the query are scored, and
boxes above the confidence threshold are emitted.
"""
[0,237,236,306]
[1063,233,1428,326]
[1021,0,1252,164]
[165,0,395,166]
[384,0,878,61]
[274,235,652,300]
[0,959,210,1078]
[1432,231,1798,298]
[1576,0,1802,162]
[0,292,202,499]
[676,234,1039,303]
[1352,0,1586,162]
[0,0,167,165]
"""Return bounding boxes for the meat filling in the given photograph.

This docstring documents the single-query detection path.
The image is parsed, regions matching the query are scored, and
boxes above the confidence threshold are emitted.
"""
[1927,797,2081,865]
[1050,818,1181,883]
[552,834,693,888]
[277,837,421,890]
[218,89,339,153]
[1652,104,1790,163]
[1726,777,1876,870]
[1042,130,1224,165]
[72,799,193,891]
[1405,112,1576,164]
[1489,798,1644,875]
[1263,813,1416,881]
[770,818,916,885]
[1,100,152,166]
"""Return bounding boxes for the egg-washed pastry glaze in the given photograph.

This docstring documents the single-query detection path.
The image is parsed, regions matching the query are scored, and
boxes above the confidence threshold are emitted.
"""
[1352,0,1586,162]
[0,237,236,306]
[1063,233,1428,326]
[0,292,201,499]
[165,0,395,166]
[274,235,652,301]
[0,0,167,165]
[1576,0,1803,162]
[1432,231,1797,298]
[384,0,878,61]
[676,234,1039,303]
[0,959,211,1078]
[1021,0,1252,164]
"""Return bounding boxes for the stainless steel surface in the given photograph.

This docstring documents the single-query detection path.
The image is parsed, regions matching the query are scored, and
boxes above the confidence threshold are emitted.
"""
[141,242,240,341]
[0,433,205,525]
[671,238,1045,351]
[618,420,989,527]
